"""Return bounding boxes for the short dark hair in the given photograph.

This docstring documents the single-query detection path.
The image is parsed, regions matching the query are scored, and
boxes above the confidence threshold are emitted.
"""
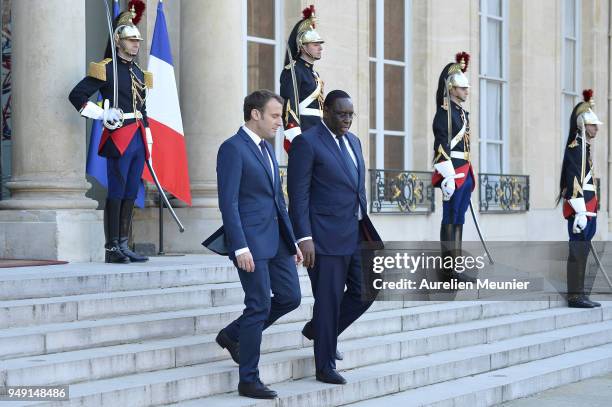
[243,90,284,121]
[324,90,351,108]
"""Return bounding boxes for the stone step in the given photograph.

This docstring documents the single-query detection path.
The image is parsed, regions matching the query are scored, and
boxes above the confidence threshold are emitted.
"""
[2,301,605,388]
[347,344,612,406]
[0,260,237,300]
[0,295,557,361]
[28,305,612,406]
[0,275,315,329]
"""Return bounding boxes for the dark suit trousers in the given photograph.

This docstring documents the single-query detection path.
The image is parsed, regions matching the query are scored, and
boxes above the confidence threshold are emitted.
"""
[224,240,301,382]
[309,247,374,373]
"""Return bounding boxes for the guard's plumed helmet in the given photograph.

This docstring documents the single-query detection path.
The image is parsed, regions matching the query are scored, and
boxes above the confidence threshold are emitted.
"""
[575,89,603,129]
[435,52,470,107]
[285,5,324,64]
[114,0,145,42]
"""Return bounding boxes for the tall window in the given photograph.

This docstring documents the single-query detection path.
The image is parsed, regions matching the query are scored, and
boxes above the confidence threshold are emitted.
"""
[479,0,508,174]
[369,0,412,170]
[562,0,581,150]
[244,0,284,158]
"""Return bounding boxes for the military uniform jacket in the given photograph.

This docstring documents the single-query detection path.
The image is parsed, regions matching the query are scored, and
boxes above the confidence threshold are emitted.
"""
[561,134,598,218]
[69,56,152,158]
[280,58,324,148]
[431,101,475,190]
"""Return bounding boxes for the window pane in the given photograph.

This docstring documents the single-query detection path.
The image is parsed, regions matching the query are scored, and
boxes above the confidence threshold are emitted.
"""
[247,42,275,93]
[564,0,576,38]
[384,64,404,131]
[370,62,376,128]
[563,39,576,91]
[488,0,501,16]
[369,133,377,169]
[370,0,376,57]
[384,0,404,61]
[384,135,404,170]
[247,0,275,39]
[486,81,502,140]
[486,143,501,173]
[487,18,502,77]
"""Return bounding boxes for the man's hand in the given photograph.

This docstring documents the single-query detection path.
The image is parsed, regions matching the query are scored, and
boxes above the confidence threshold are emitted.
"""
[294,245,304,265]
[236,251,255,272]
[298,239,315,269]
[441,177,456,201]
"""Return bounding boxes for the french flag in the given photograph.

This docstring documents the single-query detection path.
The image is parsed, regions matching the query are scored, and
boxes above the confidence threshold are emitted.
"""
[143,0,192,206]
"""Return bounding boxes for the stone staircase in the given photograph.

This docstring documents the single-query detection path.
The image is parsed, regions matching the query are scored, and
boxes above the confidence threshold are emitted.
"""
[0,256,611,407]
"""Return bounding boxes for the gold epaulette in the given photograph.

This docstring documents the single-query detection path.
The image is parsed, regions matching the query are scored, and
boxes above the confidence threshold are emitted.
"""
[284,61,296,70]
[143,71,153,89]
[568,138,579,148]
[88,58,112,81]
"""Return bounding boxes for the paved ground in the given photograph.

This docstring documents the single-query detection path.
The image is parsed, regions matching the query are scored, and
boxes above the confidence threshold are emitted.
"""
[501,373,612,406]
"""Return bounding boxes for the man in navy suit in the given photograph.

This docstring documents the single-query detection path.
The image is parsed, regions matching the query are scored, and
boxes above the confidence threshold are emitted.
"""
[288,90,381,385]
[214,90,303,399]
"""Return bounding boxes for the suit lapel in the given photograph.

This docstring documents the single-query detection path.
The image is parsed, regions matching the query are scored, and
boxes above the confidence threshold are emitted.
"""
[317,123,357,191]
[239,128,274,187]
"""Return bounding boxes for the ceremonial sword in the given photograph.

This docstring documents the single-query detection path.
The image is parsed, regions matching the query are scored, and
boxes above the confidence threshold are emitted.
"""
[102,0,184,233]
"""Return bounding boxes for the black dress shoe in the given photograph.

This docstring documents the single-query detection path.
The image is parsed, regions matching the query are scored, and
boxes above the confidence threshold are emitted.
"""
[238,380,277,399]
[316,369,347,385]
[568,296,597,308]
[302,322,344,360]
[215,329,240,364]
[584,297,601,307]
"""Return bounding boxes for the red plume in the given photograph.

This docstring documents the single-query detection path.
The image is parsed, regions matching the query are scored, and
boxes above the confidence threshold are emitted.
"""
[455,51,470,72]
[583,89,594,102]
[302,5,315,20]
[128,0,146,25]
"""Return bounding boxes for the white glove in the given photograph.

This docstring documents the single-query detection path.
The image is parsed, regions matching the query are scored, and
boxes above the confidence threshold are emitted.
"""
[569,197,595,233]
[441,177,456,201]
[434,160,464,201]
[79,101,104,120]
[102,99,123,129]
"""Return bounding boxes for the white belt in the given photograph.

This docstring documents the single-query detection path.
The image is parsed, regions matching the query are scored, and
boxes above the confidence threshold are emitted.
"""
[450,151,470,160]
[300,107,322,117]
[298,77,323,113]
[450,122,467,149]
[583,184,596,191]
[123,111,143,120]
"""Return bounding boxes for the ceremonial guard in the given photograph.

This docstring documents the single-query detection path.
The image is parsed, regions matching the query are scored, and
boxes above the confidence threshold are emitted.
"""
[431,52,476,282]
[69,0,151,263]
[280,5,325,150]
[558,89,602,308]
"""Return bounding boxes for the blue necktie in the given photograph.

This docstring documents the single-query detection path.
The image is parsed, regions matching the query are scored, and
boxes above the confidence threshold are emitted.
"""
[259,140,273,182]
[337,135,358,186]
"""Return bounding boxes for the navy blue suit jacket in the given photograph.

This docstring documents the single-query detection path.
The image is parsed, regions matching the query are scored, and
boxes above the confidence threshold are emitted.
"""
[288,122,380,256]
[216,128,297,261]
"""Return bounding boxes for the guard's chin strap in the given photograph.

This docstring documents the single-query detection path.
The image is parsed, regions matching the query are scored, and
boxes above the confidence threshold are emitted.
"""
[301,48,321,61]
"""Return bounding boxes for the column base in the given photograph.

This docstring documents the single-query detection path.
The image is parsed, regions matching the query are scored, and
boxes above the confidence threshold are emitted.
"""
[0,209,104,261]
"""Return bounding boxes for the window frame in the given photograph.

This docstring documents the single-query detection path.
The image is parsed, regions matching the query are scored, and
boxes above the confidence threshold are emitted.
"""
[478,0,509,174]
[243,0,285,160]
[369,0,412,171]
[561,0,581,155]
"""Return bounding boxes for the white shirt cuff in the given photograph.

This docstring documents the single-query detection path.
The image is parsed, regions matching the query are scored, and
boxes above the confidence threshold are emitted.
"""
[296,236,312,243]
[234,247,250,256]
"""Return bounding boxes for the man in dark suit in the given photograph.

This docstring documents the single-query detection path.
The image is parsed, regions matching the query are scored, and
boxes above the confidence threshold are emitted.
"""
[288,90,381,385]
[214,90,303,399]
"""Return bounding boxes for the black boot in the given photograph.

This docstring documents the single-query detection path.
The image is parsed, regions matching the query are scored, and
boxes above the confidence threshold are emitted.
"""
[438,224,455,283]
[452,224,477,283]
[567,243,596,308]
[119,199,149,262]
[105,199,130,264]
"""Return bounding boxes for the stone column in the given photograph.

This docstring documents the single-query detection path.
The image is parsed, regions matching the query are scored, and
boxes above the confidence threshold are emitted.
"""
[0,0,103,261]
[133,0,245,252]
